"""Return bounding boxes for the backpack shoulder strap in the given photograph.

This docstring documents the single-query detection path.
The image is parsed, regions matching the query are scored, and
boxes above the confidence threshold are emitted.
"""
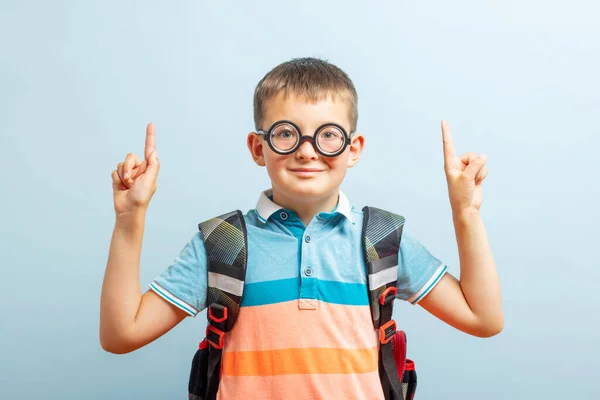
[198,209,248,334]
[361,206,405,400]
[198,209,248,399]
[361,206,405,328]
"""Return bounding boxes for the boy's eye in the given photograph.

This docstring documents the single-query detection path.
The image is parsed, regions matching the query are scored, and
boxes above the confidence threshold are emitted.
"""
[320,130,341,140]
[276,130,296,139]
[272,123,299,139]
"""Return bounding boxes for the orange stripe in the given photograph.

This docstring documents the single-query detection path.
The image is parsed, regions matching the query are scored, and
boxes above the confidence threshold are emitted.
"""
[221,346,379,376]
[225,300,377,352]
[217,371,384,400]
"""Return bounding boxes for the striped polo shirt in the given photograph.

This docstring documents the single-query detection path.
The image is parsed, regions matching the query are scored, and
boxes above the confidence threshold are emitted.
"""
[150,189,447,399]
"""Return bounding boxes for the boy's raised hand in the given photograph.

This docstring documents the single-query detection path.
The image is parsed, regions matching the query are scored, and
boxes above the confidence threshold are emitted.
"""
[111,122,160,216]
[441,120,488,215]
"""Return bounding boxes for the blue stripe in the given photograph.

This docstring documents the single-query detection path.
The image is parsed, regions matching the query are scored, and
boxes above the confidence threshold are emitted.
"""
[319,280,370,306]
[150,283,197,316]
[241,278,369,306]
[411,265,447,304]
[241,278,298,306]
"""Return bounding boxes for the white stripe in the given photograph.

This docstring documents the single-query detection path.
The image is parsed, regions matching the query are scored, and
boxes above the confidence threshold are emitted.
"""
[149,282,199,316]
[208,272,244,297]
[368,265,398,289]
[407,263,447,304]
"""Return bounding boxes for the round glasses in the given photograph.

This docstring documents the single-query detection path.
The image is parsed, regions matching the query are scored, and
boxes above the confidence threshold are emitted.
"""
[257,120,353,157]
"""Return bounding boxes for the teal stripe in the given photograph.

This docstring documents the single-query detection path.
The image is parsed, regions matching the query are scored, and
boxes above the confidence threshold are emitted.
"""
[241,278,299,306]
[241,278,369,306]
[319,280,369,306]
[411,265,447,304]
[150,283,197,316]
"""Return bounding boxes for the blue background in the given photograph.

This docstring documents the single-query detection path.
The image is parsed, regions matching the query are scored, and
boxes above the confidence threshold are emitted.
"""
[1,1,598,398]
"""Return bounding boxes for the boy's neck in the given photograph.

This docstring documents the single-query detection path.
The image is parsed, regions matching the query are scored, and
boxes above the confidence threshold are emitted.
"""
[271,188,339,227]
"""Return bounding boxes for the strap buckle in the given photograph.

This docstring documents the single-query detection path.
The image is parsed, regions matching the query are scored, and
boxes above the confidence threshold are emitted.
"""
[379,319,396,344]
[206,325,225,349]
[208,304,228,323]
[379,286,397,306]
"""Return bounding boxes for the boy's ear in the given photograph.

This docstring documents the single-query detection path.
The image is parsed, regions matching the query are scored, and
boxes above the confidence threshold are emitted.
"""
[247,132,266,166]
[347,133,365,168]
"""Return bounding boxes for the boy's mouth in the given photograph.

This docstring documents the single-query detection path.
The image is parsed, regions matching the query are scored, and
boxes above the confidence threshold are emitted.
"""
[289,168,324,172]
[288,167,325,177]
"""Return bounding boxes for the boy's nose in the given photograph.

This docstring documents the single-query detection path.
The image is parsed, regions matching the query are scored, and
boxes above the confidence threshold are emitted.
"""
[295,139,319,160]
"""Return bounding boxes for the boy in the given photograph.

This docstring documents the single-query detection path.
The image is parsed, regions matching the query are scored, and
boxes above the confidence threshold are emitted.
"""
[100,57,503,399]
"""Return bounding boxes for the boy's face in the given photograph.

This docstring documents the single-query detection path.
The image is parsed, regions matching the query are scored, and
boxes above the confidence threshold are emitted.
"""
[248,92,364,203]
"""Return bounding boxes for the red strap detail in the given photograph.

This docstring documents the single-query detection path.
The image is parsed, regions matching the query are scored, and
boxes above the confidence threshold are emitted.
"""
[198,338,209,350]
[380,286,397,305]
[379,320,396,344]
[206,325,225,349]
[209,306,228,323]
[392,330,407,379]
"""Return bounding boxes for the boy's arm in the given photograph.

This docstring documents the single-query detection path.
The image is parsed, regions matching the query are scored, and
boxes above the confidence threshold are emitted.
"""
[100,209,187,354]
[100,123,187,354]
[418,120,503,338]
[419,210,503,337]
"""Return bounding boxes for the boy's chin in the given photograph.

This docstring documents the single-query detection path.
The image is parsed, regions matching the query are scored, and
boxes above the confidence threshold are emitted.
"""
[279,181,339,199]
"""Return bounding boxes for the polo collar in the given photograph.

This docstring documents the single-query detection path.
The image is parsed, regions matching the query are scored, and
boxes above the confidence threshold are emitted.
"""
[255,188,354,224]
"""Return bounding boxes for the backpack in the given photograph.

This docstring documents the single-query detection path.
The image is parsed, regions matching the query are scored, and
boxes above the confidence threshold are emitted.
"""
[188,207,418,400]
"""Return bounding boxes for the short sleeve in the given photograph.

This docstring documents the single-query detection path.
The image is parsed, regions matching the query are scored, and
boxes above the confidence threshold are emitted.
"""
[396,231,447,305]
[149,232,208,317]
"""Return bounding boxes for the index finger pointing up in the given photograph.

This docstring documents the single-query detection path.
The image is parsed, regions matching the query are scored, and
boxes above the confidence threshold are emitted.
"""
[441,120,456,163]
[145,122,156,160]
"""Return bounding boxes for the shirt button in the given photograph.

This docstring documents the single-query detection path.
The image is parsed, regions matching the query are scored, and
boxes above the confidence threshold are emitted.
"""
[304,267,313,276]
[305,235,311,243]
[280,211,288,220]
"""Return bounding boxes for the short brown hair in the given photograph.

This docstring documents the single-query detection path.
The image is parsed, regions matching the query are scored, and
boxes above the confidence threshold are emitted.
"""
[253,57,358,132]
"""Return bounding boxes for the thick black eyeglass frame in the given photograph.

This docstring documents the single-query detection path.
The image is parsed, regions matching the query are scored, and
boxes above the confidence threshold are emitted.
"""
[256,120,354,157]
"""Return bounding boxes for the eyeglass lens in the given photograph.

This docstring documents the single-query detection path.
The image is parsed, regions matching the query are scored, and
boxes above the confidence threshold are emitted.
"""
[270,123,345,154]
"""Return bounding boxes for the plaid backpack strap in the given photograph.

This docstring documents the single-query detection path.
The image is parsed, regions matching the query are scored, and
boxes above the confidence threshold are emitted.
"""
[199,210,248,400]
[362,206,406,400]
